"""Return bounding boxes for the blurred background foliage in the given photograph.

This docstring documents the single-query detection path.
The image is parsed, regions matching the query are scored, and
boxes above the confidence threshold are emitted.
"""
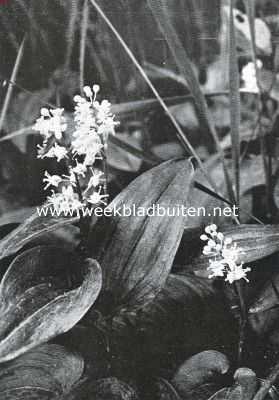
[0,0,279,220]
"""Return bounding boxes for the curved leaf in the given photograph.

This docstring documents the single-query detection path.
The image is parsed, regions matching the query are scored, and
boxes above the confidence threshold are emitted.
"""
[0,344,84,399]
[90,159,194,313]
[0,211,78,262]
[110,273,236,375]
[0,246,102,362]
[62,377,139,400]
[172,351,230,399]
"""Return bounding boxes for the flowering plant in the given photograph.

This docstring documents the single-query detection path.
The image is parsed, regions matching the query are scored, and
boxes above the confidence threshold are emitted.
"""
[201,224,251,284]
[33,84,118,213]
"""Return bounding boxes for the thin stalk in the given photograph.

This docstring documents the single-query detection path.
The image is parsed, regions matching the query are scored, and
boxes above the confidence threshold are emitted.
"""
[74,172,90,255]
[235,281,247,365]
[80,0,89,93]
[147,0,236,205]
[245,0,271,215]
[64,0,79,70]
[229,0,241,206]
[253,364,279,400]
[89,0,218,192]
[0,35,26,134]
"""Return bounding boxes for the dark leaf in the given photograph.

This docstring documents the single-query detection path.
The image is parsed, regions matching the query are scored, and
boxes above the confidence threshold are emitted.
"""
[114,273,235,374]
[188,155,268,228]
[172,351,229,399]
[152,378,182,400]
[0,211,78,262]
[62,377,139,400]
[90,159,194,313]
[107,132,143,172]
[0,344,84,399]
[249,271,279,336]
[0,246,102,362]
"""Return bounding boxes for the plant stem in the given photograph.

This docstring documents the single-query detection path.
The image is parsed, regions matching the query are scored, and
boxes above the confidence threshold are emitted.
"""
[235,281,247,365]
[0,35,26,134]
[74,172,90,255]
[253,364,279,400]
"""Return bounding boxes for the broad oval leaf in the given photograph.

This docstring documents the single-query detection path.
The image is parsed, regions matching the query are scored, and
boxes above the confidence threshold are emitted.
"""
[0,246,102,363]
[90,159,194,313]
[0,344,84,399]
[110,273,236,375]
[0,211,78,262]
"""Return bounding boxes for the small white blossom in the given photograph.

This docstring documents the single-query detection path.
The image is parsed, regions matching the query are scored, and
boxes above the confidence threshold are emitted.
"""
[87,169,104,189]
[43,171,62,190]
[241,60,263,94]
[201,225,251,284]
[34,83,118,215]
[83,85,93,98]
[87,189,109,205]
[48,185,83,212]
[33,107,67,141]
[226,264,251,284]
[62,169,77,187]
[39,143,68,162]
[72,162,87,177]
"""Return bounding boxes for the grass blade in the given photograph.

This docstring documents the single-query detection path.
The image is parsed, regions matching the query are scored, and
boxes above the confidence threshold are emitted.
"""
[147,0,236,204]
[229,0,241,205]
[0,35,26,134]
[79,0,89,92]
[64,0,79,70]
[89,0,221,193]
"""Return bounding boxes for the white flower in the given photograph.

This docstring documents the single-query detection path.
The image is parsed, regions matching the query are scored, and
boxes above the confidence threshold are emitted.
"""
[41,108,50,117]
[87,189,109,205]
[48,185,83,212]
[49,108,67,140]
[208,259,226,279]
[201,225,251,284]
[93,84,100,95]
[39,143,68,162]
[43,171,62,190]
[33,107,67,141]
[241,60,263,94]
[72,162,87,177]
[62,169,77,187]
[33,115,52,139]
[83,85,93,98]
[87,169,104,189]
[225,264,251,284]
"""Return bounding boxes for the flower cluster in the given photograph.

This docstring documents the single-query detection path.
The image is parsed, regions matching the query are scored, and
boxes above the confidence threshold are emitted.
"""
[240,60,263,94]
[200,224,251,284]
[33,85,118,213]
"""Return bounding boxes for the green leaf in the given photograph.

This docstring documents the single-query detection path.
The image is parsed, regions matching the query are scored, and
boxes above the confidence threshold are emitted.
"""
[0,246,102,362]
[90,159,194,313]
[0,344,84,399]
[0,211,78,262]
